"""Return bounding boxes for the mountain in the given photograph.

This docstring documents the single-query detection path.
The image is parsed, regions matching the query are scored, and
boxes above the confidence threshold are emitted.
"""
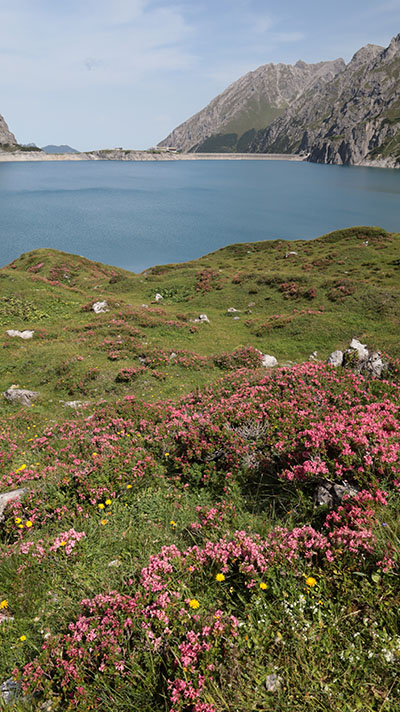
[41,144,79,154]
[0,114,17,146]
[250,35,400,166]
[158,58,345,153]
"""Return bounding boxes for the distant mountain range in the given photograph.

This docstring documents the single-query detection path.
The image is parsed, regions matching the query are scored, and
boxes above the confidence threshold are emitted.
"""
[159,34,400,167]
[41,145,78,154]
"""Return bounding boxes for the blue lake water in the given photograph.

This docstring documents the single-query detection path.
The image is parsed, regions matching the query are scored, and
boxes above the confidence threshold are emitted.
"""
[0,159,399,272]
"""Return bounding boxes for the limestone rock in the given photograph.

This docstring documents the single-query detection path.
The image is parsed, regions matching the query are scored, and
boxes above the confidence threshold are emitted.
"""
[314,480,358,508]
[227,307,241,313]
[265,673,282,692]
[154,293,163,302]
[191,314,210,324]
[3,386,39,407]
[1,678,21,705]
[328,350,343,367]
[261,354,278,368]
[63,400,89,409]
[0,488,26,522]
[92,301,109,314]
[364,351,385,379]
[6,330,35,339]
[349,338,369,360]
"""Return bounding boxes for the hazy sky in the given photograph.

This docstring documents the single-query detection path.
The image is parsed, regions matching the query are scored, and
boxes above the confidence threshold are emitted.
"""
[1,0,399,150]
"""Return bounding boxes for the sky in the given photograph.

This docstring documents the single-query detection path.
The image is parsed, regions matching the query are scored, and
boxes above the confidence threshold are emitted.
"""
[1,0,400,151]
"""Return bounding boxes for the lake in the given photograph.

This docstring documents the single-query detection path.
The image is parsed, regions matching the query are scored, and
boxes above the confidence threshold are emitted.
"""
[0,159,399,272]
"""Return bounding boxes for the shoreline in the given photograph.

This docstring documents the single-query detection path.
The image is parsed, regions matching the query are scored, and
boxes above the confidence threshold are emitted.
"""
[0,150,397,168]
[0,150,305,163]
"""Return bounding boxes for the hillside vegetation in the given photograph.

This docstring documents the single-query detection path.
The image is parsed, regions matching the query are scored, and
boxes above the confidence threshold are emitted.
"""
[0,226,399,711]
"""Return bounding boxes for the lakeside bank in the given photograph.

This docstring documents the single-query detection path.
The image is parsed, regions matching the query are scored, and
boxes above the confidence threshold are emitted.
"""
[0,150,305,163]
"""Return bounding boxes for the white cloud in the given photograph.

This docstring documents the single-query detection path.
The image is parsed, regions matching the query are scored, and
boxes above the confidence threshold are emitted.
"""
[0,0,196,89]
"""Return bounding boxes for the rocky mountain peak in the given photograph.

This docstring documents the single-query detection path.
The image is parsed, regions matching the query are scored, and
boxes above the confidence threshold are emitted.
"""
[0,114,17,146]
[348,43,384,69]
[158,57,345,153]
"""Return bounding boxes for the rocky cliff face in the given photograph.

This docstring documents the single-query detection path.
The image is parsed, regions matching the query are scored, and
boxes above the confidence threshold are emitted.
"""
[0,114,17,145]
[250,36,400,166]
[158,58,345,153]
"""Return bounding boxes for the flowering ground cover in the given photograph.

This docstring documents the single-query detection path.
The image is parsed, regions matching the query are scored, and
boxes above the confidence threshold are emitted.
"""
[0,226,399,711]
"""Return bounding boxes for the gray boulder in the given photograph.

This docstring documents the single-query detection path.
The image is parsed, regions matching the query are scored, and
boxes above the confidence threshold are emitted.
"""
[328,350,343,367]
[92,301,109,314]
[265,673,282,692]
[3,386,39,407]
[6,330,34,339]
[0,488,26,522]
[1,678,22,705]
[262,354,278,368]
[314,480,358,508]
[364,351,385,378]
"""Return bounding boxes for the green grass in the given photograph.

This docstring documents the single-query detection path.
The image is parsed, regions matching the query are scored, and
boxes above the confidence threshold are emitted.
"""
[0,225,399,410]
[0,226,399,711]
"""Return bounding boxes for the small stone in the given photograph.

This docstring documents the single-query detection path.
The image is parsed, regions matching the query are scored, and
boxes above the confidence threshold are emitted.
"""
[1,678,22,705]
[227,307,241,313]
[3,386,39,407]
[63,400,89,409]
[233,316,240,320]
[348,338,369,361]
[92,301,109,314]
[154,293,163,302]
[285,251,298,258]
[314,484,333,508]
[261,354,278,368]
[363,351,385,378]
[108,559,122,568]
[190,313,210,324]
[6,330,34,339]
[265,673,282,692]
[327,350,343,367]
[0,488,26,522]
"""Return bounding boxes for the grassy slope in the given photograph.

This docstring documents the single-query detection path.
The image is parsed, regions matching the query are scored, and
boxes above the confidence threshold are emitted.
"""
[0,225,399,413]
[0,226,399,712]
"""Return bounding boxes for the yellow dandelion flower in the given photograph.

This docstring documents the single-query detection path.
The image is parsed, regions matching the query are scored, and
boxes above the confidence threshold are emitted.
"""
[101,519,108,525]
[14,518,22,524]
[18,524,23,529]
[98,503,105,510]
[59,541,67,547]
[306,577,317,587]
[20,635,27,642]
[105,499,112,506]
[25,521,33,528]
[189,599,200,609]
[0,600,8,609]
[260,582,267,590]
[92,453,98,457]
[126,484,132,489]
[216,573,225,582]
[170,520,176,527]
[165,452,170,457]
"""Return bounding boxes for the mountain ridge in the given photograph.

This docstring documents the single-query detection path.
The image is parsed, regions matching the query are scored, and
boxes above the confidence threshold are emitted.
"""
[159,35,400,167]
[158,58,345,153]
